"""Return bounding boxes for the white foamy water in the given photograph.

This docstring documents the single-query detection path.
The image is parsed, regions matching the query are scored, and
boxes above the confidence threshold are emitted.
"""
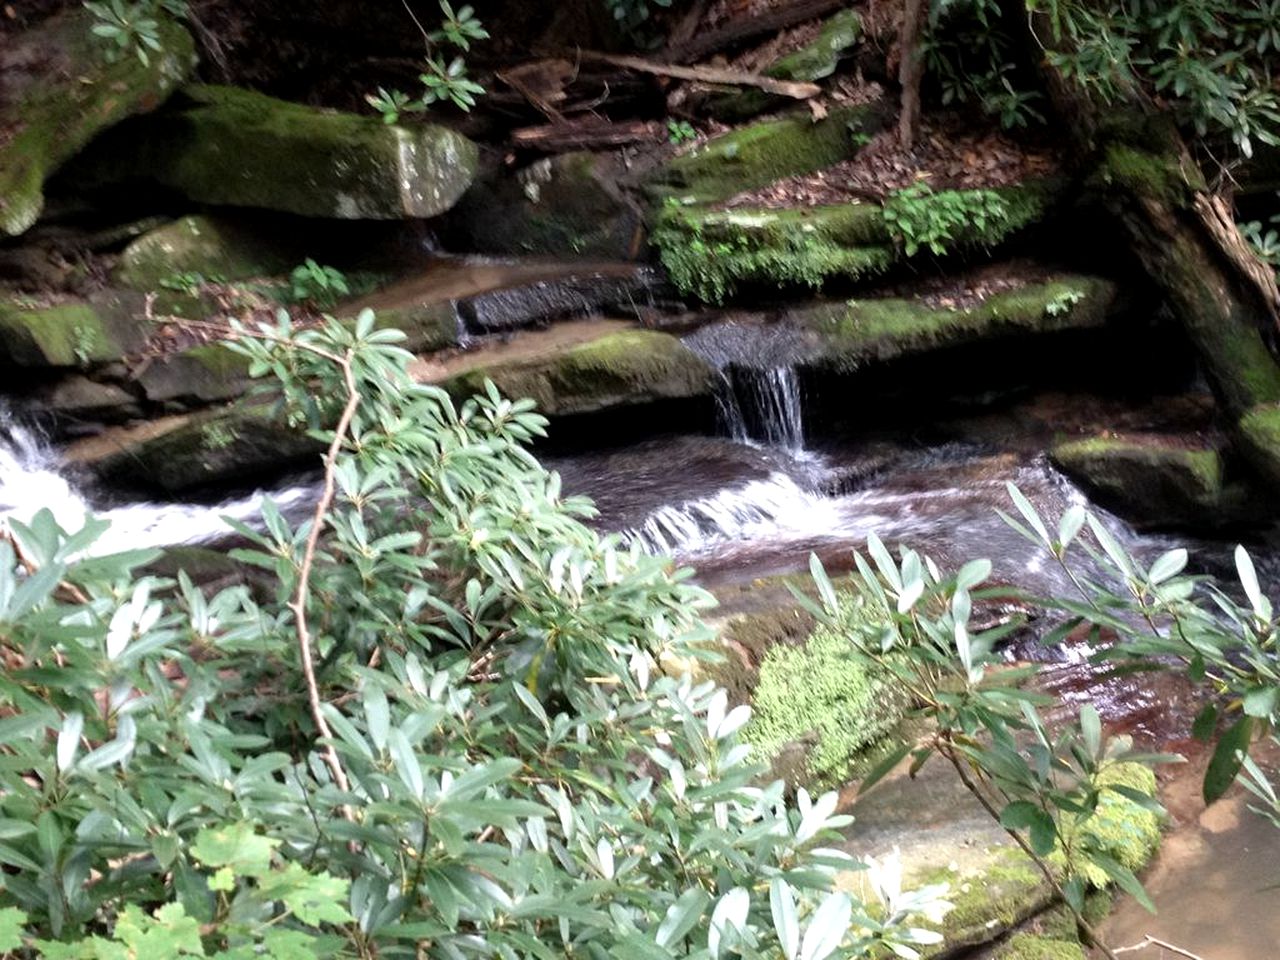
[619,472,840,555]
[0,408,317,556]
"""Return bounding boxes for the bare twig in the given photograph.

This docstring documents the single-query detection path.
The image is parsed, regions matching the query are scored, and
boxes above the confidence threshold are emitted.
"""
[568,50,822,99]
[1114,936,1209,960]
[288,351,361,808]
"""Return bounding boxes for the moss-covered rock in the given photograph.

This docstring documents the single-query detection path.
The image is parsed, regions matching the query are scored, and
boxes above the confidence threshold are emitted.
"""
[743,592,904,791]
[653,202,894,302]
[444,329,714,416]
[1050,435,1228,529]
[74,405,323,492]
[448,152,644,259]
[920,848,1055,953]
[38,375,141,421]
[653,180,1062,303]
[794,275,1117,371]
[1070,762,1162,887]
[645,101,889,205]
[705,10,863,122]
[364,303,459,354]
[135,343,253,404]
[114,215,304,291]
[0,292,149,367]
[79,85,478,220]
[1236,403,1280,490]
[0,10,196,236]
[993,933,1086,960]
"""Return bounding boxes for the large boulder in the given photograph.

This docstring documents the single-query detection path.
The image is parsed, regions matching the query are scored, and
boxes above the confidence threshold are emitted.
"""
[78,85,479,220]
[114,215,305,291]
[66,405,323,492]
[0,10,196,236]
[443,328,715,416]
[448,152,645,259]
[0,291,149,367]
[1049,434,1268,530]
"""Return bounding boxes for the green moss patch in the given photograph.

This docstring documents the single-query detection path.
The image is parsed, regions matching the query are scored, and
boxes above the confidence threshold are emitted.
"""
[444,329,714,416]
[78,84,478,220]
[0,10,196,236]
[1237,403,1280,490]
[795,275,1116,370]
[645,102,889,205]
[743,592,905,791]
[706,10,863,121]
[0,292,149,368]
[1050,435,1226,528]
[919,848,1054,952]
[115,215,303,292]
[652,180,1062,303]
[994,933,1086,960]
[1069,762,1162,888]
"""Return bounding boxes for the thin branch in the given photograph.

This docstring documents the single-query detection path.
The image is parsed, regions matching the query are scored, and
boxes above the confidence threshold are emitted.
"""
[287,351,361,810]
[567,50,822,99]
[1114,935,1208,960]
[942,745,1120,960]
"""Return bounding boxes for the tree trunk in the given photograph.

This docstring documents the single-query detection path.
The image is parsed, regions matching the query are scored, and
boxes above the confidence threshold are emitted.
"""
[1027,20,1280,422]
[897,0,926,149]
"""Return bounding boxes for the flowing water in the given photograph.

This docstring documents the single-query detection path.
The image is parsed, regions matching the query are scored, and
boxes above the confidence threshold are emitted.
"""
[0,406,318,556]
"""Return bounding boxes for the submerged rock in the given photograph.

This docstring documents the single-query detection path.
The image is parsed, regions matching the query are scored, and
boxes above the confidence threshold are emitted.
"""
[443,328,715,416]
[78,85,479,220]
[0,291,149,367]
[0,10,196,236]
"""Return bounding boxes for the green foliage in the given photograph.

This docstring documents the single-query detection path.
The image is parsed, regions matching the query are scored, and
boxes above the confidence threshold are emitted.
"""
[745,595,904,790]
[1044,289,1084,317]
[1037,0,1280,158]
[159,271,225,296]
[603,0,674,38]
[1241,209,1280,271]
[84,0,186,65]
[667,119,698,145]
[925,0,1045,129]
[882,183,1011,257]
[288,259,349,308]
[0,310,953,958]
[365,1,487,119]
[806,526,1175,930]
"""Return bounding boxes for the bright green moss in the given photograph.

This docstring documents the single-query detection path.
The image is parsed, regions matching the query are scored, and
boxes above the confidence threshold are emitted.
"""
[994,933,1086,960]
[743,593,905,790]
[1237,403,1280,489]
[0,294,147,368]
[918,848,1052,951]
[445,330,715,416]
[798,276,1115,370]
[1070,763,1162,887]
[1094,144,1196,208]
[646,103,888,205]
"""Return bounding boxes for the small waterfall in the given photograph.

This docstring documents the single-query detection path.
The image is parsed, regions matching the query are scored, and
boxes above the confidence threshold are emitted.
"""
[619,472,835,555]
[683,321,809,452]
[0,406,318,557]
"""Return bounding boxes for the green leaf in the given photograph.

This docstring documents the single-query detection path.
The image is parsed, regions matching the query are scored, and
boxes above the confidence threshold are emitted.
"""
[857,741,912,797]
[1087,852,1155,912]
[1243,686,1279,720]
[655,887,709,948]
[1204,715,1253,805]
[1147,548,1187,585]
[190,823,279,878]
[1191,703,1218,741]
[0,907,26,951]
[1080,704,1101,760]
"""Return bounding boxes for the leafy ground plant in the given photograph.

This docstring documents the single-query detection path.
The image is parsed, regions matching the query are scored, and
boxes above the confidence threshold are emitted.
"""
[0,310,951,958]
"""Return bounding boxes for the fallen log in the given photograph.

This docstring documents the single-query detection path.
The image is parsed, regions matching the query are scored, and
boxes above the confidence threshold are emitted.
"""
[569,50,822,99]
[664,0,849,64]
[510,118,666,151]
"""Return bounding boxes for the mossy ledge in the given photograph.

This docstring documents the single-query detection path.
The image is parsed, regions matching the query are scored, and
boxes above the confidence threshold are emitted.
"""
[644,101,891,206]
[651,179,1063,304]
[0,292,150,368]
[793,274,1117,372]
[443,329,715,417]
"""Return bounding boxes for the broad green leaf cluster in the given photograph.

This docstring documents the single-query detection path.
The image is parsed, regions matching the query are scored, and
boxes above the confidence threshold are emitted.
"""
[0,310,950,959]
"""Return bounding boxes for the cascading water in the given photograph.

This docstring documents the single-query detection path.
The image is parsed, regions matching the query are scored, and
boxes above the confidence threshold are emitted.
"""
[0,406,318,556]
[683,321,811,452]
[618,472,837,555]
